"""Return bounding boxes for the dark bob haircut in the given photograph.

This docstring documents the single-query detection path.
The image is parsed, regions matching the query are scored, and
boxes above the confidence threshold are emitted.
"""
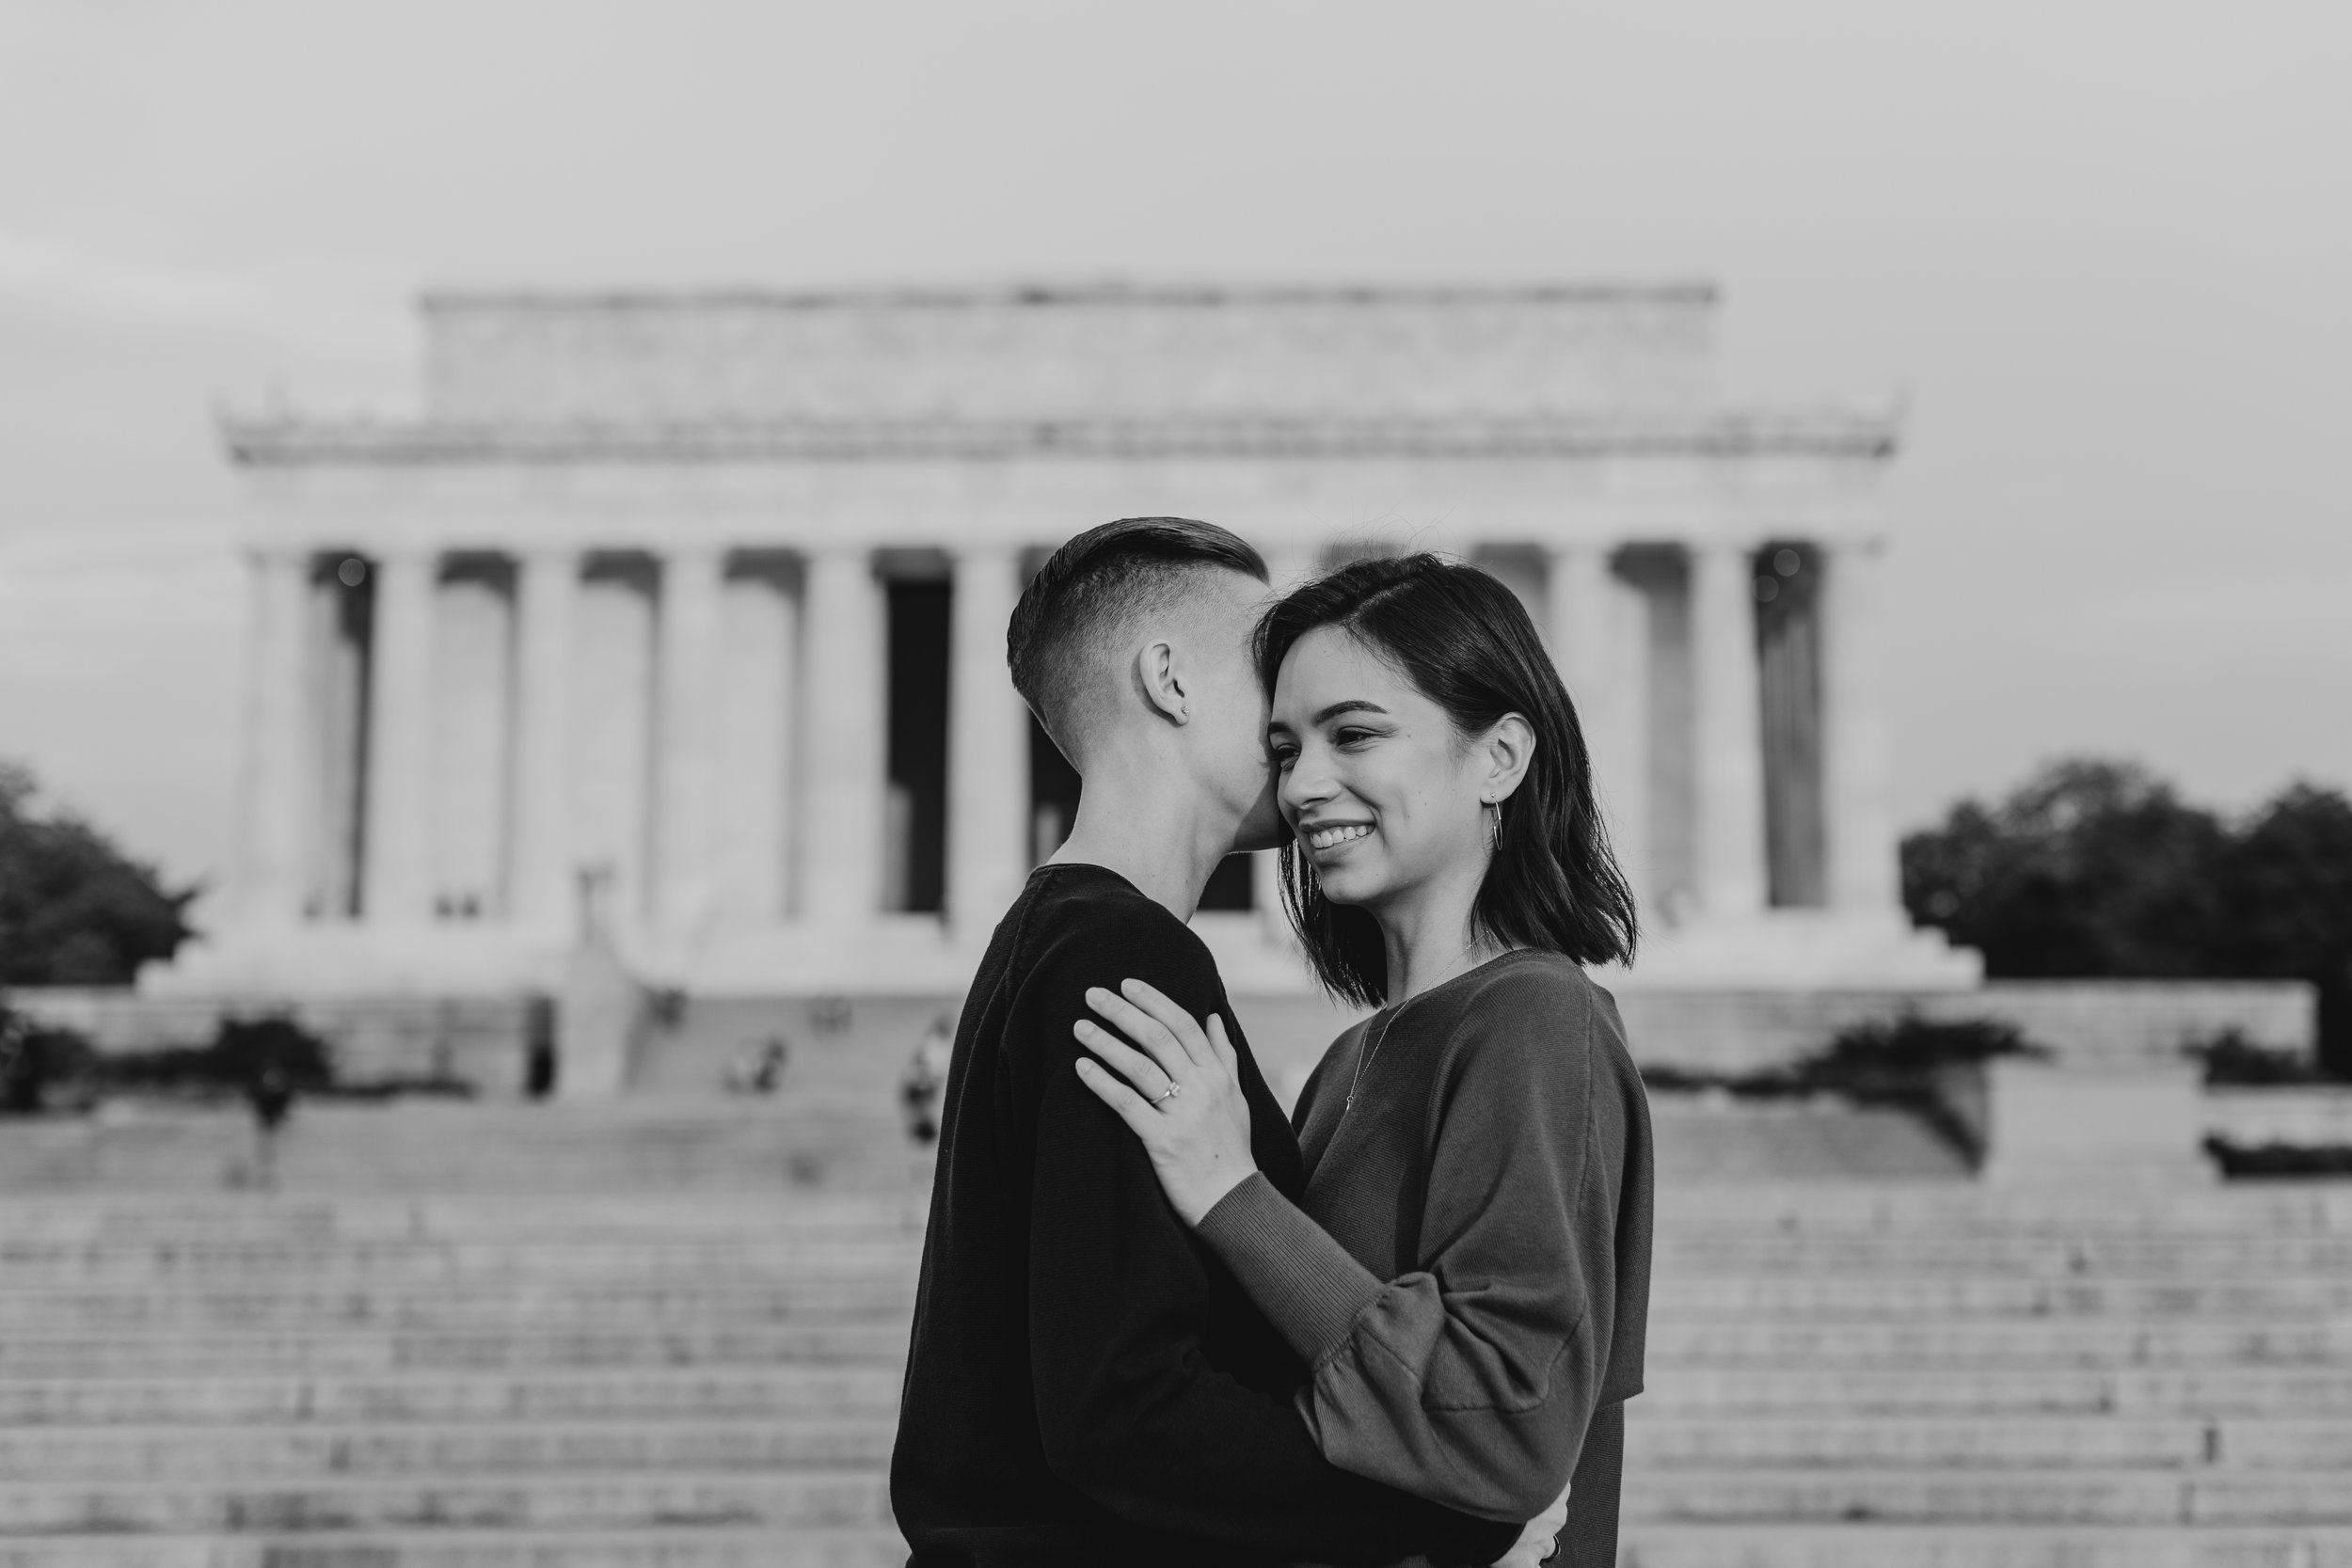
[1008,517,1266,755]
[1259,553,1639,1006]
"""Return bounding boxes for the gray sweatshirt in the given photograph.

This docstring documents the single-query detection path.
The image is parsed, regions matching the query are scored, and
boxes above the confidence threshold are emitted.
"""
[1196,950,1653,1563]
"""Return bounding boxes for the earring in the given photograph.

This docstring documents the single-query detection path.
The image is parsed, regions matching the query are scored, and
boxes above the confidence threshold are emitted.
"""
[1485,800,1502,853]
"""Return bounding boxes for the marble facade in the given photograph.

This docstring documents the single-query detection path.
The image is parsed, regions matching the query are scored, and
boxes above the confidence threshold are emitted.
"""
[152,283,1975,997]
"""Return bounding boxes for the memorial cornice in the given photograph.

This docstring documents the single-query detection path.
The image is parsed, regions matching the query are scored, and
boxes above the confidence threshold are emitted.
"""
[223,410,1897,467]
[420,280,1720,312]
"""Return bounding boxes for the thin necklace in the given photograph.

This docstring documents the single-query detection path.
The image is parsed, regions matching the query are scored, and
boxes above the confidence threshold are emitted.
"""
[1343,942,1500,1116]
[1343,997,1414,1116]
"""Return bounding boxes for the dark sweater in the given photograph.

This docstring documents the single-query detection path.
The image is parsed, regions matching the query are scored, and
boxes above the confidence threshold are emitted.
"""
[1196,951,1654,1568]
[890,864,1522,1568]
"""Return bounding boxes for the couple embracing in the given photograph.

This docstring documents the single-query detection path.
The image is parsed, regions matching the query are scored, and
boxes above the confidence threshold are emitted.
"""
[891,518,1653,1567]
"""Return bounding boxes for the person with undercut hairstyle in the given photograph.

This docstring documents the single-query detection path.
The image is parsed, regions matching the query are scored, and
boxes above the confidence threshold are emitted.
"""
[890,519,1561,1567]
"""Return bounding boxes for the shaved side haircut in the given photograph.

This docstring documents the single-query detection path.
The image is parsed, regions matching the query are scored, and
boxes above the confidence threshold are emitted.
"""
[1008,517,1268,763]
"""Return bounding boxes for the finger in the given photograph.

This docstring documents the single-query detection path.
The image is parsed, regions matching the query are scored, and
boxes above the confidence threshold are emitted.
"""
[1072,1020,1172,1098]
[1073,1057,1160,1133]
[1205,1013,1241,1082]
[1118,978,1216,1070]
[1084,987,1192,1082]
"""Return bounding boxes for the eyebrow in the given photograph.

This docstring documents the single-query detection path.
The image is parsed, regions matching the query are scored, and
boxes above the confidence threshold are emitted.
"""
[1268,700,1391,737]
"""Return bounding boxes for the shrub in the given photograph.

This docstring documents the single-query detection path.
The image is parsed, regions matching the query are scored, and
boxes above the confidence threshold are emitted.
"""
[0,1000,99,1114]
[89,1014,335,1100]
[2189,1029,2328,1086]
[1639,1014,2042,1163]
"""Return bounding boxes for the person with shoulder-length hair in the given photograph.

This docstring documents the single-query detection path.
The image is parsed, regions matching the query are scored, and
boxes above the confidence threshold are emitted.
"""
[1073,552,1654,1567]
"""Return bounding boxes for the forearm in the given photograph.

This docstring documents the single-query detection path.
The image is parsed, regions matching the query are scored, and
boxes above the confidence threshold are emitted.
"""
[1198,1171,1387,1366]
[1199,1173,1590,1523]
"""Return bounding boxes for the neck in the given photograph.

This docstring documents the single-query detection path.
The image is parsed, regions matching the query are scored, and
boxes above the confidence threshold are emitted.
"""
[1049,749,1238,922]
[1375,854,1504,1004]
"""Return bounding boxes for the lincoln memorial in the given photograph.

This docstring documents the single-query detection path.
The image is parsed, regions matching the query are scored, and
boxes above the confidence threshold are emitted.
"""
[151,283,1973,999]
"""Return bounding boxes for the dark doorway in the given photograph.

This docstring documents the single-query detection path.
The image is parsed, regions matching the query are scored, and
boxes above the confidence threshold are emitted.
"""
[1029,715,1081,865]
[1754,543,1826,908]
[1200,855,1254,910]
[316,553,374,921]
[886,580,952,913]
[1025,712,1254,911]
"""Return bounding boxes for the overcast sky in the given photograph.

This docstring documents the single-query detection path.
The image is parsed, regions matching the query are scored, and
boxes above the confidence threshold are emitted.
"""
[2,0,2346,902]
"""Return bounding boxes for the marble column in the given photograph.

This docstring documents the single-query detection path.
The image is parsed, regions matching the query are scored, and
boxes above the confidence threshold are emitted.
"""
[655,547,724,931]
[1820,539,1901,914]
[509,549,578,930]
[1253,548,1320,937]
[1690,540,1769,918]
[237,547,310,925]
[799,546,887,922]
[1544,543,1645,898]
[361,548,437,925]
[948,546,1030,938]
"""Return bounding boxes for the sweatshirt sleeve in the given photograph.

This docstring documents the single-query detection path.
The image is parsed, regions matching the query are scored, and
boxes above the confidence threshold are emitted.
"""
[1194,974,1631,1523]
[1019,922,1521,1567]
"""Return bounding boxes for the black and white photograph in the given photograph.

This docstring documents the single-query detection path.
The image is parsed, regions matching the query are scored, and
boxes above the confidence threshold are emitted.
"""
[1,4,2347,1564]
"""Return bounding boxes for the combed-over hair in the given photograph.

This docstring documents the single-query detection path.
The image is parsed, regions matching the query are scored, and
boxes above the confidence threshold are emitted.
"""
[1008,517,1267,760]
[1259,553,1640,1006]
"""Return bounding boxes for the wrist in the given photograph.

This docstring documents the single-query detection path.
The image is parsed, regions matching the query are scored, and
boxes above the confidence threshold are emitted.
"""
[1177,1159,1256,1228]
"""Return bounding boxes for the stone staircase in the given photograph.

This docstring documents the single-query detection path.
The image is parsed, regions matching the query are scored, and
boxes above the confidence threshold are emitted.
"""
[0,1106,2347,1566]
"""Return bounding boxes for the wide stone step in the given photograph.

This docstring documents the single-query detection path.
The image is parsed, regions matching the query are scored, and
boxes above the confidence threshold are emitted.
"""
[1617,1525,2352,1568]
[7,1465,2345,1537]
[1655,1235,2352,1273]
[1632,1415,2344,1470]
[0,1196,930,1245]
[0,1368,902,1426]
[14,1234,2352,1285]
[1643,1367,2352,1417]
[1626,1416,2216,1469]
[6,1528,2352,1568]
[0,1281,920,1334]
[1650,1186,2352,1235]
[0,1324,910,1379]
[1645,1317,2346,1366]
[0,1472,894,1535]
[12,1317,2325,1380]
[10,1182,2348,1244]
[9,1274,2341,1336]
[0,1239,928,1286]
[0,1528,907,1568]
[0,1103,929,1198]
[1650,1275,2352,1318]
[0,1419,898,1482]
[1622,1468,2352,1526]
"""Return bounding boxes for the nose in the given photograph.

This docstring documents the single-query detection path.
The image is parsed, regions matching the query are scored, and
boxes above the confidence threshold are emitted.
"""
[1280,742,1338,827]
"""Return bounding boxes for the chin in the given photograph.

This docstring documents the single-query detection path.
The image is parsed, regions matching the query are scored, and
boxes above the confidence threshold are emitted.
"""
[1309,863,1387,908]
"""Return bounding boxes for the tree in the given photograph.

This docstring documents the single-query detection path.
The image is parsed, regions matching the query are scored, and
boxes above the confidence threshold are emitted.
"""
[0,763,195,986]
[1904,759,2352,1075]
[2212,784,2352,1075]
[1900,760,2230,978]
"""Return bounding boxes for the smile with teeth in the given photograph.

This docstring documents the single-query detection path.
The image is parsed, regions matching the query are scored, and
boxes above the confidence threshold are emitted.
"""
[1304,823,1375,851]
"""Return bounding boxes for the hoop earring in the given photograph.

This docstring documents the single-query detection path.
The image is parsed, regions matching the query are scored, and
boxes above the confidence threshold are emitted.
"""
[1485,800,1502,853]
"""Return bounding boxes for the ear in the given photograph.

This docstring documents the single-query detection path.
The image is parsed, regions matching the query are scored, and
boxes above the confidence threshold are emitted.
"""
[1129,639,1191,726]
[1480,714,1537,806]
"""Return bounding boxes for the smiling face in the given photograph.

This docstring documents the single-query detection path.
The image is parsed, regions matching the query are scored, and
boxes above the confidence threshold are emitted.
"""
[1268,625,1498,911]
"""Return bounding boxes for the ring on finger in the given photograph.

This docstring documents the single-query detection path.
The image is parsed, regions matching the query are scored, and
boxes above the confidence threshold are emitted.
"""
[1150,1084,1181,1106]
